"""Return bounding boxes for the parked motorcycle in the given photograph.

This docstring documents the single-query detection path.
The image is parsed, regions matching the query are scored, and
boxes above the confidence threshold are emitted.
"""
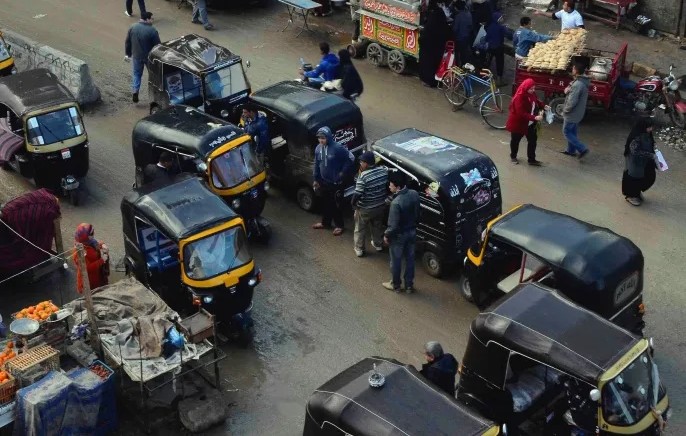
[621,64,686,128]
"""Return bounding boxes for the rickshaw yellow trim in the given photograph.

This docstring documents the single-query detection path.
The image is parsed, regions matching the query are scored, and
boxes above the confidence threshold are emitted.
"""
[178,217,254,288]
[466,204,526,267]
[0,58,13,70]
[23,102,88,153]
[599,339,648,383]
[481,425,501,436]
[206,135,267,196]
[598,395,669,434]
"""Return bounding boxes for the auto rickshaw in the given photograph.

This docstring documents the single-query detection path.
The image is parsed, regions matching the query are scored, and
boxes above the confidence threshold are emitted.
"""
[147,34,251,122]
[121,174,262,343]
[132,105,271,242]
[460,204,645,334]
[248,81,366,211]
[371,129,502,277]
[304,356,507,435]
[457,283,670,435]
[0,69,88,205]
[0,32,16,76]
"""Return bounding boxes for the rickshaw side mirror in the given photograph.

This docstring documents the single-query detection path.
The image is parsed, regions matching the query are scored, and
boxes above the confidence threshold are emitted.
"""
[501,423,508,435]
[589,389,601,402]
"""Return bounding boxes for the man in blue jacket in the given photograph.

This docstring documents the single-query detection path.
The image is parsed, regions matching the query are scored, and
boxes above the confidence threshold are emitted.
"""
[312,126,354,236]
[451,1,472,66]
[301,42,340,87]
[241,105,270,165]
[513,16,553,59]
[124,12,160,103]
[485,11,508,86]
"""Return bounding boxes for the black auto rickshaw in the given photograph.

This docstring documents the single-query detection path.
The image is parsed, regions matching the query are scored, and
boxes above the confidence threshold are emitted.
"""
[132,105,271,242]
[249,81,366,211]
[0,69,88,205]
[304,356,506,436]
[371,128,502,277]
[147,34,251,122]
[121,174,262,343]
[0,31,16,76]
[457,283,670,435]
[460,204,645,334]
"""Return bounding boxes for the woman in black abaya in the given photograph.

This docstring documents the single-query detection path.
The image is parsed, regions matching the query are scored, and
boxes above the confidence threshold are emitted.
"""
[419,0,452,87]
[622,118,658,206]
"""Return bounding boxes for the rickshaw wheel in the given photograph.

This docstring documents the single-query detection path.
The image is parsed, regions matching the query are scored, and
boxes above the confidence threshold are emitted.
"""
[422,251,443,278]
[255,217,272,243]
[387,50,406,74]
[549,97,566,123]
[670,110,686,129]
[236,327,254,348]
[458,275,474,303]
[366,43,386,67]
[296,186,315,212]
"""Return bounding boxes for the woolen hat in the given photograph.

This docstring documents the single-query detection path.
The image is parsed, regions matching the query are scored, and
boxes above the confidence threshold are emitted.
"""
[360,151,375,164]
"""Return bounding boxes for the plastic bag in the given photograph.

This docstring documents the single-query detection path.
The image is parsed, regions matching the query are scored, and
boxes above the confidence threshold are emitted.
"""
[473,25,488,51]
[545,108,554,124]
[655,149,668,171]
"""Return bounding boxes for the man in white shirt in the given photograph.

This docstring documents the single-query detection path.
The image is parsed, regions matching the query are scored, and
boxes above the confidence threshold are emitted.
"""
[535,0,584,30]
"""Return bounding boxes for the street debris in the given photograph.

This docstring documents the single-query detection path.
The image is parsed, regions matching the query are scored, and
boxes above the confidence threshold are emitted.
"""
[656,126,686,151]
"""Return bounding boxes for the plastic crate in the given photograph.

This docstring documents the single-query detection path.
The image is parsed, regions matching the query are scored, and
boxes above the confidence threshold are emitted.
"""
[88,360,114,383]
[5,345,59,378]
[0,373,17,405]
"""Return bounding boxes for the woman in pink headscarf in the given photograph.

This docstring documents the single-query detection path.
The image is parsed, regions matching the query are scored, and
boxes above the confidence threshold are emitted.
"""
[72,223,109,293]
[505,78,550,166]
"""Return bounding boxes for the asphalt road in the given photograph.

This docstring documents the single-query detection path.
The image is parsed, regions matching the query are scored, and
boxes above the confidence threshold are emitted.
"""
[1,1,685,434]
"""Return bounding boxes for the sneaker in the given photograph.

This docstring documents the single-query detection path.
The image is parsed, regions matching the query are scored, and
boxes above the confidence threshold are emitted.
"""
[626,197,641,206]
[510,158,519,164]
[204,23,215,30]
[405,286,416,294]
[192,19,202,24]
[560,150,576,157]
[132,92,139,103]
[577,149,589,160]
[371,241,384,252]
[125,10,133,17]
[528,160,542,166]
[382,281,401,292]
[354,248,365,257]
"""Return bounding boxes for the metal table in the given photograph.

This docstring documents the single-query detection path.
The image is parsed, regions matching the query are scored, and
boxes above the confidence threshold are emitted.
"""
[279,0,321,37]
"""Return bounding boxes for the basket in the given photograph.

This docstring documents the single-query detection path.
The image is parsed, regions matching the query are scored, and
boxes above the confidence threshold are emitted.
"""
[5,345,59,379]
[88,360,114,383]
[0,373,17,405]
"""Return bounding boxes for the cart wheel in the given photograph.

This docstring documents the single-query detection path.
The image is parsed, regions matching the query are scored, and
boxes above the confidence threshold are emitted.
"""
[296,186,316,212]
[422,251,443,278]
[387,50,406,74]
[366,43,386,67]
[480,92,512,129]
[442,70,468,108]
[69,190,80,206]
[670,110,686,129]
[458,275,474,303]
[549,97,566,123]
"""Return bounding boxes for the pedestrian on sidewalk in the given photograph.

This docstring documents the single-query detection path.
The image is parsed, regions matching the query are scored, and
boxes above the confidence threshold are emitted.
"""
[418,0,452,87]
[484,11,507,85]
[513,16,553,59]
[622,118,658,206]
[351,151,388,257]
[420,341,458,396]
[451,1,473,66]
[192,0,214,31]
[534,0,584,31]
[506,78,549,165]
[312,127,355,236]
[382,171,419,293]
[124,12,160,103]
[561,61,590,159]
[125,0,147,17]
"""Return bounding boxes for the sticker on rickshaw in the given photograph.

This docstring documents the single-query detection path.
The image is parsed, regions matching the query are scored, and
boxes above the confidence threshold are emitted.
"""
[208,131,238,149]
[396,136,458,154]
[615,271,639,305]
[425,181,440,198]
[460,168,484,188]
[334,127,357,145]
[61,149,71,159]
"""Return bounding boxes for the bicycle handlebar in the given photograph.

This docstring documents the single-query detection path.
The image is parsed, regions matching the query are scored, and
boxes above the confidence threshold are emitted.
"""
[480,68,492,77]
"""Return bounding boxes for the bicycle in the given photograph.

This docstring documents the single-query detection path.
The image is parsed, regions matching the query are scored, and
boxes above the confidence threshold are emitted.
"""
[440,64,512,129]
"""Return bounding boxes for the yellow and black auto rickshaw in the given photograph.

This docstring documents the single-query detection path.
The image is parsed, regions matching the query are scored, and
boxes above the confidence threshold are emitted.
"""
[121,174,262,344]
[0,69,89,205]
[457,283,670,435]
[459,204,645,335]
[132,105,271,242]
[0,31,16,76]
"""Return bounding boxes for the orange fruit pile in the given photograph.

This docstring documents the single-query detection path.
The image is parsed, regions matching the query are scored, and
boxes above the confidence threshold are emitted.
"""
[15,301,59,322]
[0,342,16,368]
[0,371,10,383]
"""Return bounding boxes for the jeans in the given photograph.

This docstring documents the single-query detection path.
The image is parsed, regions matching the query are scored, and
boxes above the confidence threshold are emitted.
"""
[125,0,147,14]
[510,124,538,161]
[192,0,209,25]
[318,183,344,229]
[131,58,148,93]
[563,121,588,154]
[353,206,385,251]
[389,230,416,289]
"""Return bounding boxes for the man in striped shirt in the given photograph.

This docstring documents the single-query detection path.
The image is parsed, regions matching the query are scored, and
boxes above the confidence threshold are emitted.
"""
[351,151,388,257]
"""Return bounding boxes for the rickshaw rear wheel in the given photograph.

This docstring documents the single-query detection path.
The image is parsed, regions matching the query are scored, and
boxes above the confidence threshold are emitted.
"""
[458,275,474,303]
[422,251,443,278]
[296,186,316,212]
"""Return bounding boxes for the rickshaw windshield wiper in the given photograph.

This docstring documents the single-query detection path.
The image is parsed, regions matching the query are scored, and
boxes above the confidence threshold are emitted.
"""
[651,362,660,406]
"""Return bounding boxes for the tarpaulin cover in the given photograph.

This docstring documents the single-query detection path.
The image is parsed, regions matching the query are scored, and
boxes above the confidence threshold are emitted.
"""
[0,189,60,280]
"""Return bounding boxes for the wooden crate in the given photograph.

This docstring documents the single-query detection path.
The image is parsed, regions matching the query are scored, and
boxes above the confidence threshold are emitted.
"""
[179,309,215,344]
[5,345,59,378]
[0,374,17,405]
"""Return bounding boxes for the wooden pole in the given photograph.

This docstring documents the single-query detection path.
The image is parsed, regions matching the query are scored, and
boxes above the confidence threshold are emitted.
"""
[75,243,102,357]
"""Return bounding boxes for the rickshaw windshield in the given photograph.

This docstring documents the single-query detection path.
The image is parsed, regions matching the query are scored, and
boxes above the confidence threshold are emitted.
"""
[26,107,84,146]
[210,141,262,189]
[183,225,251,280]
[204,63,248,100]
[602,351,665,426]
[0,40,10,62]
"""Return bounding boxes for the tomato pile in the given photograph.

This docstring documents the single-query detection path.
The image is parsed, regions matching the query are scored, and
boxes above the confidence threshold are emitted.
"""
[14,301,60,322]
[89,363,112,381]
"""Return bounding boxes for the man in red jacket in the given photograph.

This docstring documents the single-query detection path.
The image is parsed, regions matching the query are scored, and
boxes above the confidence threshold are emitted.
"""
[506,78,550,165]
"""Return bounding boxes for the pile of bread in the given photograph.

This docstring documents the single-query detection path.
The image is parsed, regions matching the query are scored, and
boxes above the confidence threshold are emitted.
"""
[523,28,587,71]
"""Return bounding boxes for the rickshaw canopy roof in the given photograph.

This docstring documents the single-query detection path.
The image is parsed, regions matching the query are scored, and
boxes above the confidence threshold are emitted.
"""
[489,204,643,292]
[149,34,241,75]
[0,69,76,116]
[372,129,497,193]
[132,105,246,159]
[471,283,640,383]
[250,81,363,138]
[306,357,498,436]
[121,174,239,240]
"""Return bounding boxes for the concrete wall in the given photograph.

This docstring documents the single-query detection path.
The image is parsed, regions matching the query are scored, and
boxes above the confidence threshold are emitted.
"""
[3,30,101,106]
[640,0,682,35]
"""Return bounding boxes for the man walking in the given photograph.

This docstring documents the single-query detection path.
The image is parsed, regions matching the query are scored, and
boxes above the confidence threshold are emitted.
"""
[351,151,388,257]
[561,61,590,159]
[124,12,160,103]
[192,0,214,31]
[312,127,354,236]
[420,341,459,396]
[383,171,419,293]
[125,0,147,17]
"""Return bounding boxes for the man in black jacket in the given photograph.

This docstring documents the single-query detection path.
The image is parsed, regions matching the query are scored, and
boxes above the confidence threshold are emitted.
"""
[420,341,459,396]
[143,152,175,185]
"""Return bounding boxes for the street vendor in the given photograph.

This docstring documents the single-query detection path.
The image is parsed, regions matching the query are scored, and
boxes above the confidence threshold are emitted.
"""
[535,0,584,30]
[513,16,554,59]
[73,223,110,293]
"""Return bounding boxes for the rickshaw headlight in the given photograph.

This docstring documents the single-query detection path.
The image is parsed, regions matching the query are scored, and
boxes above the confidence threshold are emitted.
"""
[666,408,672,420]
[264,181,270,192]
[11,66,17,75]
[248,278,258,287]
[202,296,214,304]
[196,161,207,172]
[220,110,229,119]
[231,198,241,209]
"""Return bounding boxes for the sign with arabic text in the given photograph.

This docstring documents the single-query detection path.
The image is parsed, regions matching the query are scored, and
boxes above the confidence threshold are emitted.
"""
[362,0,420,24]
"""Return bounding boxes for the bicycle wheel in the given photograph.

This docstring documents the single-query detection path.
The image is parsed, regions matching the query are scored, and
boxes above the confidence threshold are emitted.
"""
[442,71,468,108]
[480,92,512,129]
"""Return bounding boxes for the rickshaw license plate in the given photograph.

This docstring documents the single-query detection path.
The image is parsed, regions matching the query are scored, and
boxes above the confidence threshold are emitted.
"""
[61,149,71,159]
